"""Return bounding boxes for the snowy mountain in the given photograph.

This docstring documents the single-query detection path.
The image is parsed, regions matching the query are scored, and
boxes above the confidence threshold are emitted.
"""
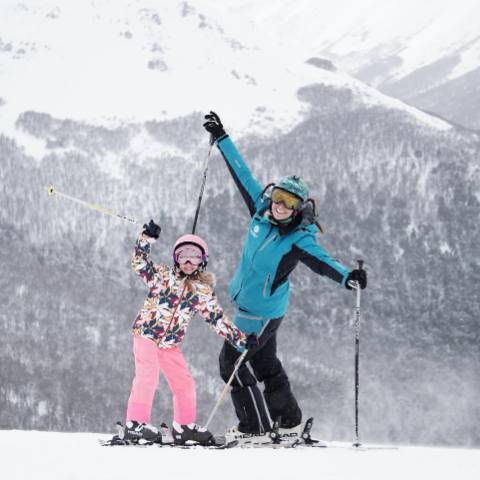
[197,0,480,129]
[1,0,479,448]
[0,0,455,142]
[2,1,480,132]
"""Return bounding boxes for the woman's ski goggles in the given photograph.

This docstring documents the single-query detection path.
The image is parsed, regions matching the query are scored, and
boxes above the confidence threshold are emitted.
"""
[271,188,302,210]
[174,245,205,266]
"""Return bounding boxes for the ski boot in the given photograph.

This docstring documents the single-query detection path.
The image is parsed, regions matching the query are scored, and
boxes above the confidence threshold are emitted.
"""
[119,420,161,444]
[271,417,326,447]
[171,422,213,445]
[224,425,273,445]
[275,422,305,443]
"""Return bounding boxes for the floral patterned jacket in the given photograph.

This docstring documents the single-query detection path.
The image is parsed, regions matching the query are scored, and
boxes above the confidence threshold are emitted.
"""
[131,234,246,350]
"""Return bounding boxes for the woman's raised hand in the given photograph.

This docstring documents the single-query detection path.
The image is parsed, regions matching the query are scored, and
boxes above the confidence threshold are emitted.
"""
[203,111,227,142]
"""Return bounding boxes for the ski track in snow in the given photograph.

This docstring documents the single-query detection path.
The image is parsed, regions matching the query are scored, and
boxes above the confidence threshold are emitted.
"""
[2,430,479,480]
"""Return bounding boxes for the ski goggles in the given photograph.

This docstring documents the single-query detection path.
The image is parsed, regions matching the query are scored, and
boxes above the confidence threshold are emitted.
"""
[174,246,204,266]
[271,188,302,210]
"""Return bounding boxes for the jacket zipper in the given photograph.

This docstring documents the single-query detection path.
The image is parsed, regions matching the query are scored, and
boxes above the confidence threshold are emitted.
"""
[262,273,271,297]
[259,233,277,251]
[157,280,188,345]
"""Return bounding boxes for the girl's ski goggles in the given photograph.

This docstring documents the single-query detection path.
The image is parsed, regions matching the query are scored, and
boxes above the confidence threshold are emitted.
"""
[271,188,302,210]
[174,246,205,266]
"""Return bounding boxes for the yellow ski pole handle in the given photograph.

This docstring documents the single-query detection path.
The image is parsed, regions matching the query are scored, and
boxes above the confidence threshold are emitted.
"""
[47,185,141,226]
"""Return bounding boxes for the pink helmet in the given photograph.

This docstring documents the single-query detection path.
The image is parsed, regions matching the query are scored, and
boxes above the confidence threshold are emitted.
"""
[173,234,209,267]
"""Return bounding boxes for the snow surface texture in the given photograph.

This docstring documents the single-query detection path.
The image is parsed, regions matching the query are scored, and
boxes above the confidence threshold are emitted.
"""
[2,431,479,480]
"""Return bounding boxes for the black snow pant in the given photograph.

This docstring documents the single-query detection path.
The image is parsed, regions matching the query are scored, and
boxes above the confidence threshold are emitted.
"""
[219,317,302,434]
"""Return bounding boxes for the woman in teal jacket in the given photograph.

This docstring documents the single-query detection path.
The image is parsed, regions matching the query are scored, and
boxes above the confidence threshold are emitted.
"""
[203,112,367,439]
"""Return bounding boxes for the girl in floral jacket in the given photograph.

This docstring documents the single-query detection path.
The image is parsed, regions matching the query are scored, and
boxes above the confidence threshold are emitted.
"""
[123,219,246,445]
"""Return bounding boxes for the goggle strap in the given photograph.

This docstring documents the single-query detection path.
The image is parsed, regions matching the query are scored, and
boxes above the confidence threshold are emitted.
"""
[304,198,325,234]
[261,182,276,200]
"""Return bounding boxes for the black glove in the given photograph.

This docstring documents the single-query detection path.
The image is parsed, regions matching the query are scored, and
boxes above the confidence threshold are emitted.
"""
[345,269,367,290]
[245,333,259,351]
[203,111,227,142]
[142,219,161,239]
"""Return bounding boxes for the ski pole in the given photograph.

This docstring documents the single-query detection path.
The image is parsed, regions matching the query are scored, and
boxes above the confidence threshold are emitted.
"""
[350,259,364,448]
[205,349,248,429]
[191,142,213,234]
[47,185,141,226]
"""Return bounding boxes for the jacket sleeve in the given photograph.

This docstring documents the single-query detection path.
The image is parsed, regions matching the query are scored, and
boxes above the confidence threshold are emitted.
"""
[216,136,264,216]
[294,232,351,286]
[197,288,247,350]
[131,233,162,289]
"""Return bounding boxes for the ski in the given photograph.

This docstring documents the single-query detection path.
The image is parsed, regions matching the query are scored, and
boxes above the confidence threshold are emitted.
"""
[223,417,327,448]
[98,436,237,449]
[267,416,325,448]
[292,417,327,448]
[99,422,237,449]
[99,418,327,449]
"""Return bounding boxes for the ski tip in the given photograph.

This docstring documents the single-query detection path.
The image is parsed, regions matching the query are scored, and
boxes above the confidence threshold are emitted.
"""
[47,185,55,196]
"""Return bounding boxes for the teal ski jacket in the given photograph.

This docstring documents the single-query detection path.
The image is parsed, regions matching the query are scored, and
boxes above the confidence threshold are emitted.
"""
[216,135,351,331]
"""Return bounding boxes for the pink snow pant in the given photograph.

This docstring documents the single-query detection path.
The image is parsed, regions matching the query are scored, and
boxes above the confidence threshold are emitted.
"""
[126,335,196,425]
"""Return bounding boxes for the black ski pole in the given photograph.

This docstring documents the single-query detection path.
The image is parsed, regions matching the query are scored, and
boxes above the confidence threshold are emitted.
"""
[352,259,364,448]
[191,141,213,234]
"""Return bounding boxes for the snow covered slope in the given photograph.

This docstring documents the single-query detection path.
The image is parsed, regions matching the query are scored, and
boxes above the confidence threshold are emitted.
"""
[209,0,480,84]
[0,0,452,150]
[2,430,479,480]
[192,0,480,128]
